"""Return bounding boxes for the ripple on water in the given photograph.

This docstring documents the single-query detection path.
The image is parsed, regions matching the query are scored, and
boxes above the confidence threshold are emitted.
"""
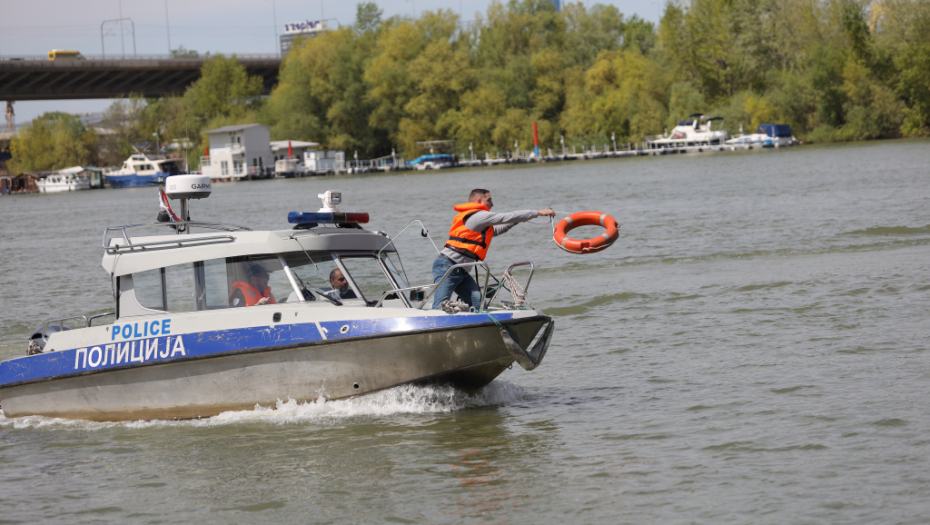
[871,418,908,427]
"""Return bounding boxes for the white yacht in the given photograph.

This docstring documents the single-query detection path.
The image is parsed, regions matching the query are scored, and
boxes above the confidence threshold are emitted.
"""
[0,184,554,421]
[645,114,728,151]
[36,167,91,193]
[103,153,185,188]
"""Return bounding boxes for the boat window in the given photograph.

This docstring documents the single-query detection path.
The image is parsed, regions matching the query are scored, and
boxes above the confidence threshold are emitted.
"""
[129,255,298,314]
[281,251,351,302]
[131,264,197,312]
[165,263,197,312]
[339,256,396,303]
[199,258,230,307]
[225,256,289,307]
[133,268,166,310]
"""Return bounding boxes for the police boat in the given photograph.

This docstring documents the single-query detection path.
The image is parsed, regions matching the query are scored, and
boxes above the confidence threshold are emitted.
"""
[0,178,554,421]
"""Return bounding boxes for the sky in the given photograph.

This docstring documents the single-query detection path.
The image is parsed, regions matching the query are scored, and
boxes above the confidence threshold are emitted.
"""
[1,0,662,125]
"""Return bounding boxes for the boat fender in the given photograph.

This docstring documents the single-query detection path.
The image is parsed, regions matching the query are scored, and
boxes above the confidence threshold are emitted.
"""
[554,211,619,254]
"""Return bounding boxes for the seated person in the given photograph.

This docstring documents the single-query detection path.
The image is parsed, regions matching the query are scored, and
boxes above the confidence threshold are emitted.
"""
[329,268,358,299]
[230,263,276,306]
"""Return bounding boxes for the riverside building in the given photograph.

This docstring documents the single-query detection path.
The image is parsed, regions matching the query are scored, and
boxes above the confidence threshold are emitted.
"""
[280,20,331,56]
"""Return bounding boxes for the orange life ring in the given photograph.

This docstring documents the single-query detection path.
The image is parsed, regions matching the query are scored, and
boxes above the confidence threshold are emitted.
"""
[554,211,619,254]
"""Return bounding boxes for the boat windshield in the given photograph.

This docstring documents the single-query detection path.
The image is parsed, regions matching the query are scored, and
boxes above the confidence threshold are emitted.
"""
[338,255,402,303]
[282,251,362,302]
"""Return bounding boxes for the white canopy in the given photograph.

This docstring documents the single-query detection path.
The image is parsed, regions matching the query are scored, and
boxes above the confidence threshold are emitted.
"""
[270,140,319,152]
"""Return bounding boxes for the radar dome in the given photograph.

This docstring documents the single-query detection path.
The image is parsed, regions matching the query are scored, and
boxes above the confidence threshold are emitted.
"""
[165,174,212,200]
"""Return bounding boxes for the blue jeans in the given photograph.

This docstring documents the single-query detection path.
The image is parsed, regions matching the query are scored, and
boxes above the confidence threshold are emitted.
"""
[432,255,482,310]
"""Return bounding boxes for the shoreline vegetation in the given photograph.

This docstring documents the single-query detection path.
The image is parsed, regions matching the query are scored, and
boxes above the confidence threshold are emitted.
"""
[8,0,930,174]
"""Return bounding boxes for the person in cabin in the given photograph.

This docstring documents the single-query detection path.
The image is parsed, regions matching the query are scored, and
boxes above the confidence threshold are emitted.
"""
[229,263,276,307]
[433,189,554,309]
[329,268,358,299]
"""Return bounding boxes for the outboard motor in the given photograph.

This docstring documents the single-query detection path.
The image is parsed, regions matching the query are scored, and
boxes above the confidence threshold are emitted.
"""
[28,323,71,355]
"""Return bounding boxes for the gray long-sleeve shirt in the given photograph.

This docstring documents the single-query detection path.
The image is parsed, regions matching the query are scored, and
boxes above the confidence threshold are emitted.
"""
[440,209,539,264]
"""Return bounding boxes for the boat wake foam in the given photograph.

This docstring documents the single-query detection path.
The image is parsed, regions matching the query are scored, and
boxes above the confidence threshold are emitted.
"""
[0,381,526,430]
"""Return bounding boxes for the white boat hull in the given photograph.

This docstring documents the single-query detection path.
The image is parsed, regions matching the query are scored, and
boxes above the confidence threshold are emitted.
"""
[37,179,90,193]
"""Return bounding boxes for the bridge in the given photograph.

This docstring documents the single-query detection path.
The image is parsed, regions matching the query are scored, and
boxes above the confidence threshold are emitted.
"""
[0,55,281,101]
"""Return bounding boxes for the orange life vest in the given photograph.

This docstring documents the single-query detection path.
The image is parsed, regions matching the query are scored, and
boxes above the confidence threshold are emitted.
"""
[445,202,494,261]
[229,281,276,306]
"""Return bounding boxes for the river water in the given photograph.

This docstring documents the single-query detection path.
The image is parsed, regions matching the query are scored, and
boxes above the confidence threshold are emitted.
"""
[1,139,929,523]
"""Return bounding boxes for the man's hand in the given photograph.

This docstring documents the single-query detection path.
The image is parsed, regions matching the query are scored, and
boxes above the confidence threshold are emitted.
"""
[537,208,555,217]
[256,297,270,306]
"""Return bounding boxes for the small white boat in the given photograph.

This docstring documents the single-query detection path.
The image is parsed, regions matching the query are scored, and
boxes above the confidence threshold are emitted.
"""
[726,124,795,149]
[36,167,91,193]
[645,114,728,151]
[0,185,553,421]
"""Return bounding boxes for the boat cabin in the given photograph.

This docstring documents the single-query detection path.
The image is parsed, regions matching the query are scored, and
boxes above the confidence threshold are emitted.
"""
[105,225,416,320]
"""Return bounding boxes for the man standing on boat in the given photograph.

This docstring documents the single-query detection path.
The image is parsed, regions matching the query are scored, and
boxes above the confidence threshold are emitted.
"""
[433,189,554,310]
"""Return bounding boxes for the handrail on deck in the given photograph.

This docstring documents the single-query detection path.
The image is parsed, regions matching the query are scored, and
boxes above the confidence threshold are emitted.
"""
[88,312,116,326]
[484,261,535,309]
[102,221,251,253]
[39,311,117,342]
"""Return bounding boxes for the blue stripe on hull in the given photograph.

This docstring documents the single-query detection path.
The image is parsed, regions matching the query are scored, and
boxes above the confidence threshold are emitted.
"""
[105,172,175,188]
[0,312,516,387]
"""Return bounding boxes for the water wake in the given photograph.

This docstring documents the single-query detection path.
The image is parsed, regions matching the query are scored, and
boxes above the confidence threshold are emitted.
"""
[844,225,930,237]
[0,381,526,431]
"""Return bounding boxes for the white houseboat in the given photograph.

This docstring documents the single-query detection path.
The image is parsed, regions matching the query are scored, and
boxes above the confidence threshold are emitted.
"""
[201,124,275,180]
[303,149,346,174]
[272,140,319,177]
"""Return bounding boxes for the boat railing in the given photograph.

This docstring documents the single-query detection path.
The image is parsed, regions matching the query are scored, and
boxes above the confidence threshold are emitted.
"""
[41,311,115,339]
[103,221,252,253]
[484,261,535,309]
[416,261,492,310]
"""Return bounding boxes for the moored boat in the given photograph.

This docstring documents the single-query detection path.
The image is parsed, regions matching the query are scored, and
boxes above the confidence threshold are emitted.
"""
[726,123,795,149]
[644,114,728,151]
[103,153,185,188]
[36,167,91,193]
[0,183,554,421]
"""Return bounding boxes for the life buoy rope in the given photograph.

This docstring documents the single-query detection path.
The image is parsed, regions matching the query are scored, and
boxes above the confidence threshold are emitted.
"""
[553,211,619,254]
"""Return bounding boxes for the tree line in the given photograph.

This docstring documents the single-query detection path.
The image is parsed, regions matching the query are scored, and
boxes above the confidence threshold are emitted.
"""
[10,0,930,172]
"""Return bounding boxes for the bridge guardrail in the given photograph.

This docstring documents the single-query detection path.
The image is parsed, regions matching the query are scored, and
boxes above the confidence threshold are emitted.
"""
[0,54,280,62]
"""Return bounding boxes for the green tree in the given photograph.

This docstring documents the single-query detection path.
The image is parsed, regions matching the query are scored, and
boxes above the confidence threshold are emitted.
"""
[265,27,388,156]
[9,112,97,172]
[183,55,263,121]
[170,46,200,58]
[354,2,384,34]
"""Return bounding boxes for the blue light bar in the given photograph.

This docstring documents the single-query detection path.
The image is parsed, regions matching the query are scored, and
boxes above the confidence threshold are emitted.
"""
[287,211,370,224]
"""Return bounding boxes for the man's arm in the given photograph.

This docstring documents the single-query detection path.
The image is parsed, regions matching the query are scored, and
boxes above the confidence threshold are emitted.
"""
[465,209,553,235]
